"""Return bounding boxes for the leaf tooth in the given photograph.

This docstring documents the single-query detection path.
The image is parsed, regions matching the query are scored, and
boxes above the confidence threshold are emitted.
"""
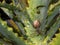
[55,33,60,37]
[2,0,5,3]
[7,27,13,31]
[10,3,13,5]
[14,33,19,37]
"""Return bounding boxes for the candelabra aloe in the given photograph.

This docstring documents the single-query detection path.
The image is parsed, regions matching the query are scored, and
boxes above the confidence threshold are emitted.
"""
[0,0,60,45]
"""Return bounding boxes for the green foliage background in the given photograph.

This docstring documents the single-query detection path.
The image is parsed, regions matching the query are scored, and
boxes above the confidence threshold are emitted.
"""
[0,0,60,45]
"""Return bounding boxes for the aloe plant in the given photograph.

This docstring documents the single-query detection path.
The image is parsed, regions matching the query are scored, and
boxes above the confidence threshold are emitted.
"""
[0,0,60,45]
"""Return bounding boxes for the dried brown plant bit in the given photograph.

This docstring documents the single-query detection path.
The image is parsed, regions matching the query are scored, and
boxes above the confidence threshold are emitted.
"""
[19,0,29,7]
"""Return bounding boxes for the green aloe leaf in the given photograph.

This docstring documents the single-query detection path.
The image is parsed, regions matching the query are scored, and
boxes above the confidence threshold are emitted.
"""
[0,19,26,45]
[12,0,19,5]
[0,7,14,19]
[0,39,12,45]
[49,33,60,45]
[44,16,60,44]
[0,2,21,11]
[46,5,60,27]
